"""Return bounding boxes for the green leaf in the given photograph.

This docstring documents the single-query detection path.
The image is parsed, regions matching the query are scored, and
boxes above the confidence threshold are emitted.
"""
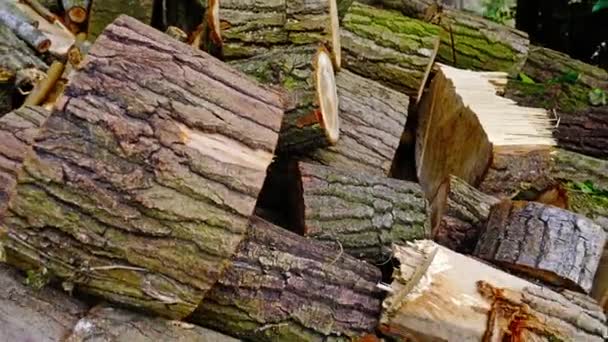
[588,88,607,106]
[593,0,608,13]
[561,70,580,84]
[518,73,535,84]
[577,180,596,194]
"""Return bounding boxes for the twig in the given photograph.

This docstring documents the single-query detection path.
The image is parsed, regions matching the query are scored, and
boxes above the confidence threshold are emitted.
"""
[84,265,148,272]
[24,60,65,106]
[254,323,289,333]
[328,239,343,265]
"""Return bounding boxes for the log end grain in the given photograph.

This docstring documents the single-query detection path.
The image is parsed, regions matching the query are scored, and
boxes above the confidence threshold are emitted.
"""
[315,47,340,145]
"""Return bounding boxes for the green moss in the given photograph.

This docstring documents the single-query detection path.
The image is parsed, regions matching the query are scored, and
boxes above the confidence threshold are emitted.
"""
[506,80,591,113]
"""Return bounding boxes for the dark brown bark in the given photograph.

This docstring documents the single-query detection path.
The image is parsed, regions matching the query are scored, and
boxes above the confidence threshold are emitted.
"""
[430,175,500,253]
[191,216,383,341]
[65,304,238,342]
[292,162,430,264]
[0,264,89,342]
[2,16,286,319]
[303,70,409,176]
[475,200,606,293]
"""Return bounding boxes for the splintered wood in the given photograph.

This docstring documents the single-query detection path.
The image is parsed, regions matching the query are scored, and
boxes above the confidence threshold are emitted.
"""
[416,63,556,200]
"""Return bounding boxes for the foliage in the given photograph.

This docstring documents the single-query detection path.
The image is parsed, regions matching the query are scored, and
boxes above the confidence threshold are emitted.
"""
[482,0,515,24]
[518,73,535,84]
[588,88,607,106]
[24,267,51,290]
[593,0,608,12]
[567,180,608,196]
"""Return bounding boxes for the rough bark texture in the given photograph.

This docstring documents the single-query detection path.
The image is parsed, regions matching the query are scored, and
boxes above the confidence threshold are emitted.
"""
[88,0,154,40]
[0,264,90,342]
[220,0,340,64]
[2,16,285,319]
[0,106,51,216]
[232,45,338,154]
[380,241,608,342]
[475,200,606,293]
[293,162,430,264]
[65,304,238,342]
[431,175,500,253]
[504,45,608,159]
[340,2,440,97]
[379,0,530,74]
[303,70,409,176]
[191,216,383,341]
[0,20,47,76]
[0,1,51,53]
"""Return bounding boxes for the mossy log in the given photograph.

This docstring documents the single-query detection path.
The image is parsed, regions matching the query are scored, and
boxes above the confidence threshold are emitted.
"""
[504,45,608,159]
[0,2,51,53]
[340,2,440,98]
[191,216,383,341]
[1,16,285,319]
[65,305,238,342]
[232,45,339,154]
[0,264,90,342]
[378,0,530,74]
[475,200,606,293]
[88,0,154,40]
[430,175,499,253]
[304,70,409,175]
[220,0,341,67]
[380,240,608,341]
[290,162,430,264]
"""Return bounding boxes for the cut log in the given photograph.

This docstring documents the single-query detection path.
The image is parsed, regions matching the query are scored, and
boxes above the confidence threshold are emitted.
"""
[88,0,154,40]
[0,264,89,342]
[232,45,339,153]
[303,70,408,175]
[378,0,530,74]
[220,0,341,68]
[1,15,286,319]
[65,304,238,342]
[62,0,89,24]
[380,240,608,341]
[23,0,58,23]
[191,216,383,341]
[430,175,500,253]
[340,2,440,99]
[290,162,430,264]
[475,200,606,293]
[0,2,51,53]
[415,63,556,200]
[504,45,608,159]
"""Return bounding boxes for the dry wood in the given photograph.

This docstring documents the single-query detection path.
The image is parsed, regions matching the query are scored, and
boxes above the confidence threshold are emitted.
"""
[88,0,154,40]
[62,0,89,23]
[430,175,500,253]
[380,240,608,341]
[0,2,50,53]
[291,162,430,264]
[475,200,606,293]
[22,0,58,23]
[378,0,530,74]
[191,216,383,341]
[165,26,188,42]
[65,305,238,342]
[220,0,341,67]
[0,264,90,342]
[1,15,286,319]
[340,2,439,99]
[415,63,556,200]
[23,60,65,106]
[233,45,339,153]
[303,70,408,175]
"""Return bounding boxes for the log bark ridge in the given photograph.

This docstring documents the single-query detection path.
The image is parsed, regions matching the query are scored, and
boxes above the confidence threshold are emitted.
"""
[475,200,607,293]
[379,0,530,74]
[0,264,90,342]
[191,216,383,341]
[88,0,154,40]
[431,175,500,253]
[2,15,285,319]
[340,2,440,97]
[303,70,409,176]
[292,162,430,264]
[65,305,239,342]
[0,19,47,76]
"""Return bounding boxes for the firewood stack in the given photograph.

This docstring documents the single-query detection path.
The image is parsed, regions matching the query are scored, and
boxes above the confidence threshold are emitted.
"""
[0,0,607,341]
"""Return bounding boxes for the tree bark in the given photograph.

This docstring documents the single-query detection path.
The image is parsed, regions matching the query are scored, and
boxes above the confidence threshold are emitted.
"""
[65,304,238,342]
[191,216,383,341]
[430,175,500,253]
[416,63,555,201]
[0,2,51,53]
[232,45,339,154]
[220,0,341,67]
[303,70,409,176]
[0,264,90,342]
[504,45,608,159]
[62,0,89,23]
[380,240,608,342]
[340,2,440,98]
[88,0,154,40]
[475,200,606,293]
[0,22,47,75]
[291,162,430,264]
[1,16,286,319]
[378,0,530,74]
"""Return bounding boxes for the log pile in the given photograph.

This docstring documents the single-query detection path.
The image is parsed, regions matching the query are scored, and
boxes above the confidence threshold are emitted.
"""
[1,0,608,340]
